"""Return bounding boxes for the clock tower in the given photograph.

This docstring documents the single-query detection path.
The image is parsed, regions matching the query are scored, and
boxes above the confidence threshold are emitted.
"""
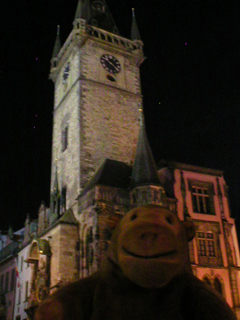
[49,0,144,213]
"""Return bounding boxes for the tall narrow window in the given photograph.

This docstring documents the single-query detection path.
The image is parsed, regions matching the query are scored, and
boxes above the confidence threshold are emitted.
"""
[5,272,9,293]
[62,126,68,152]
[0,274,4,293]
[20,256,23,272]
[10,269,15,291]
[203,276,212,287]
[18,285,21,304]
[25,281,29,301]
[214,277,223,295]
[61,186,67,212]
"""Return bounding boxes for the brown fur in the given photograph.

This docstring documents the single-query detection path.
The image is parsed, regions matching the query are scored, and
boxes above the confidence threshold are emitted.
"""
[34,206,236,320]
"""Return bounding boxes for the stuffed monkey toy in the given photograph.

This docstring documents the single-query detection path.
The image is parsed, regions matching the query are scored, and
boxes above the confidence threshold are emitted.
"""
[34,205,236,320]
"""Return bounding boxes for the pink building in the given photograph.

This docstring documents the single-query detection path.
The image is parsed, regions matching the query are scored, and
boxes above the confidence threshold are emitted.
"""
[159,161,240,317]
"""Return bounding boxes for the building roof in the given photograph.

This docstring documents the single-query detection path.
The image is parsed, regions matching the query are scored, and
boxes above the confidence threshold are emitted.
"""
[80,159,132,196]
[59,208,78,225]
[159,161,224,177]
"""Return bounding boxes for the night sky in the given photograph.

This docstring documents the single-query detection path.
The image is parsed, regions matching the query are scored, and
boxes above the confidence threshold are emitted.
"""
[0,0,239,237]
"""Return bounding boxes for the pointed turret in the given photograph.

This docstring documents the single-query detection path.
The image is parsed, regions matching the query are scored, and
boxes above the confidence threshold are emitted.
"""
[51,168,60,216]
[131,8,141,41]
[74,0,85,21]
[74,0,91,23]
[53,167,59,196]
[130,110,161,189]
[51,25,61,69]
[51,25,61,60]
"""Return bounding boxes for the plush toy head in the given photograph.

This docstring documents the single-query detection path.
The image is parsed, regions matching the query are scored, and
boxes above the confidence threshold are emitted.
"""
[107,205,195,289]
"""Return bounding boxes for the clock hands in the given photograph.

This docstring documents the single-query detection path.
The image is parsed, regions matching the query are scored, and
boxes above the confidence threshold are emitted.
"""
[100,54,121,74]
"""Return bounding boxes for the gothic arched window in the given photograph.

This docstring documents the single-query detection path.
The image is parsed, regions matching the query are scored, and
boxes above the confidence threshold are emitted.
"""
[203,276,212,287]
[214,277,223,296]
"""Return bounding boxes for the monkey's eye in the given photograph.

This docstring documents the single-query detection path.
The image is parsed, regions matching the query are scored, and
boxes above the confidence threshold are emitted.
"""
[166,215,174,225]
[130,213,138,221]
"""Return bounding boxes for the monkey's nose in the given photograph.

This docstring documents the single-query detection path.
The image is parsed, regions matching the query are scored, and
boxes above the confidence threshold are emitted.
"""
[140,233,158,243]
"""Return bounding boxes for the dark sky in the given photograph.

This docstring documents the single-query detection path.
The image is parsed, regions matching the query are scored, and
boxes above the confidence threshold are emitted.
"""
[0,0,239,236]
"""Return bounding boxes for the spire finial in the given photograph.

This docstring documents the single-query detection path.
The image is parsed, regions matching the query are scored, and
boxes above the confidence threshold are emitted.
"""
[131,8,141,41]
[57,25,60,35]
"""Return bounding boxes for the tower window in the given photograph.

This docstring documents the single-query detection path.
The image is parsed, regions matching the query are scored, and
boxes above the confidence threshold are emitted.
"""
[61,186,67,212]
[62,126,68,152]
[107,74,116,82]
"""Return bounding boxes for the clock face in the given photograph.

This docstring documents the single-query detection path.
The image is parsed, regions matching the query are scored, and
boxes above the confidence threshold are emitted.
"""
[62,62,70,84]
[100,54,121,74]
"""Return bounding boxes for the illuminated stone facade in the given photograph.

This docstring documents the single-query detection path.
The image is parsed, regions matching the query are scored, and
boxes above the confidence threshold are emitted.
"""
[49,8,143,211]
[11,1,240,319]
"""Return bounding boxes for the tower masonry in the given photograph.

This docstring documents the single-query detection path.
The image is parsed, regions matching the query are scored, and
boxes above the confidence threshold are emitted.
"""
[49,0,144,211]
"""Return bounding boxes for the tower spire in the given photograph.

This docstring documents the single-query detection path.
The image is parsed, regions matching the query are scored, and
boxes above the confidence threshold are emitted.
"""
[74,0,84,21]
[74,0,91,22]
[51,25,61,61]
[131,8,141,41]
[130,109,161,189]
[73,0,119,34]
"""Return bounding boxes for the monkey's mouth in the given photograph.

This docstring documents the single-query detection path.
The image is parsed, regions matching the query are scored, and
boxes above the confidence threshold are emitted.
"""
[122,247,177,260]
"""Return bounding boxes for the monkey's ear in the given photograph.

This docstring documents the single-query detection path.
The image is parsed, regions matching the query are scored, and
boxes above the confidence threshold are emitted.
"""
[182,220,195,242]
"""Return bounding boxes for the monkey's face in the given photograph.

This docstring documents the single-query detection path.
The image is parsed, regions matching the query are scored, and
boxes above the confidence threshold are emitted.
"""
[108,206,195,288]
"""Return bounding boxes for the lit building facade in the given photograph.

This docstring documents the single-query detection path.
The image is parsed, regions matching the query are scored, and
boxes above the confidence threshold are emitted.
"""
[159,162,240,317]
[5,1,240,319]
[0,229,23,320]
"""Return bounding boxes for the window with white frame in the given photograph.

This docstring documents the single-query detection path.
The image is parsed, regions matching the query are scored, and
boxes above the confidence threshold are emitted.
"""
[189,181,215,215]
